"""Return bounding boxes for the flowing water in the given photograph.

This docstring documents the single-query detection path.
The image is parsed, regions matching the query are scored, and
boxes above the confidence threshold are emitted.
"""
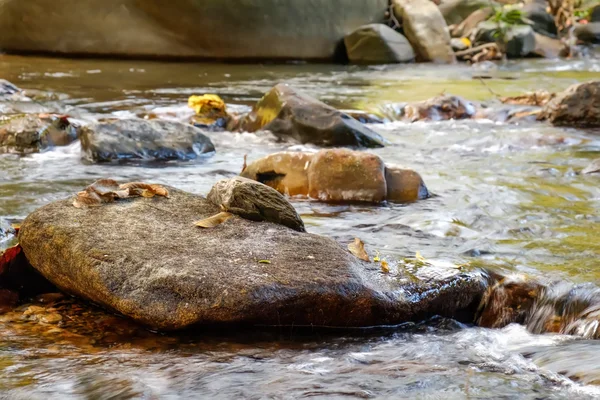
[2,54,600,398]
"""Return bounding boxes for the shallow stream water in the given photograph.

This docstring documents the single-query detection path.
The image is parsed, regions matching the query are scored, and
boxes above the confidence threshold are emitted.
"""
[2,54,600,398]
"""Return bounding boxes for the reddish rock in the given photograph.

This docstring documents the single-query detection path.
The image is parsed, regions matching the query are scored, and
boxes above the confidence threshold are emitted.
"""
[307,149,387,202]
[240,152,313,197]
[385,167,429,202]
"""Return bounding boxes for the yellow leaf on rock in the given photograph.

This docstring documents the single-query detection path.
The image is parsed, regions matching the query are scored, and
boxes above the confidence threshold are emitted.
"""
[258,260,271,264]
[141,189,155,198]
[149,184,169,198]
[460,37,472,48]
[348,238,369,262]
[194,212,234,228]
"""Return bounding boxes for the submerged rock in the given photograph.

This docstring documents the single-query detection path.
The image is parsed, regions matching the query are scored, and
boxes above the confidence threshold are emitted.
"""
[79,119,215,163]
[392,0,455,63]
[476,274,541,329]
[0,114,80,154]
[403,95,477,121]
[344,23,415,64]
[18,183,484,330]
[241,150,429,204]
[207,177,305,232]
[237,84,385,148]
[541,81,600,128]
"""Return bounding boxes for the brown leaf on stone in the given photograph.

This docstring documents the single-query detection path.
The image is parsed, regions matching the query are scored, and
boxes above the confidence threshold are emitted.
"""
[120,182,168,197]
[149,184,169,197]
[73,189,103,208]
[119,182,154,191]
[195,212,234,228]
[113,189,130,199]
[348,238,369,262]
[89,179,120,195]
[141,189,155,198]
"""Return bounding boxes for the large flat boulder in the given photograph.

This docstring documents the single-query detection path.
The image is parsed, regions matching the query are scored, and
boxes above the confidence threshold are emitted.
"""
[237,84,385,148]
[79,119,215,163]
[0,0,387,60]
[18,181,484,330]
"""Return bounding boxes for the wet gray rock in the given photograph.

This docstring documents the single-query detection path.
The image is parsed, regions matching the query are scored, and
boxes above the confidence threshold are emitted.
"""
[438,0,496,26]
[0,114,80,154]
[237,84,385,148]
[592,5,600,23]
[522,3,557,38]
[0,79,21,99]
[541,81,600,128]
[18,183,485,330]
[392,0,455,63]
[574,22,600,45]
[79,119,215,163]
[475,22,536,58]
[207,177,305,232]
[344,24,415,64]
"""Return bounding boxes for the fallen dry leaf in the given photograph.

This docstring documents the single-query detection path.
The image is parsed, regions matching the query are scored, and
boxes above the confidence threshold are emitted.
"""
[73,189,103,208]
[195,212,234,228]
[0,244,22,275]
[149,184,169,197]
[141,189,155,198]
[381,260,390,274]
[90,179,120,195]
[348,238,369,262]
[73,179,170,208]
[120,182,169,197]
[120,182,154,191]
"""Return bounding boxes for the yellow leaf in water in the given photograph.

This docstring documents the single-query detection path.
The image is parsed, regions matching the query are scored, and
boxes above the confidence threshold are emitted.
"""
[373,250,381,262]
[381,260,390,274]
[258,260,271,264]
[415,251,427,263]
[348,238,369,262]
[194,212,234,228]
